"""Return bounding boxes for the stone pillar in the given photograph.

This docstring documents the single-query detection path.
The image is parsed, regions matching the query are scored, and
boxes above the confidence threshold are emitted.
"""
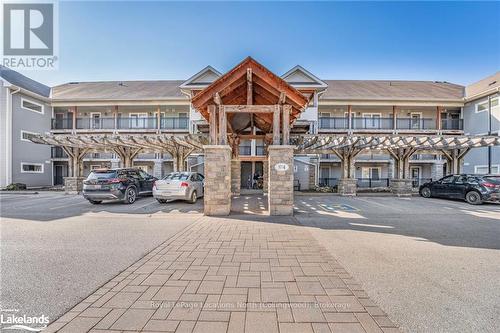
[153,160,163,179]
[64,177,85,194]
[390,179,413,197]
[231,159,241,195]
[111,159,120,169]
[203,145,232,216]
[263,160,268,193]
[268,145,294,216]
[338,178,357,196]
[431,160,444,180]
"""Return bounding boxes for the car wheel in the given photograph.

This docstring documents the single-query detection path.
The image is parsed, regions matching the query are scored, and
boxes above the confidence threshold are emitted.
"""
[156,198,167,204]
[124,186,137,204]
[189,191,197,204]
[88,199,102,205]
[465,191,482,205]
[420,187,431,198]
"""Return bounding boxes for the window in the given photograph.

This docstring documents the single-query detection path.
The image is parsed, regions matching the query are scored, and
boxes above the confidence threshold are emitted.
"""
[475,165,500,174]
[362,167,381,179]
[90,165,101,170]
[20,130,38,142]
[21,163,44,173]
[441,175,456,184]
[21,98,44,114]
[476,97,499,113]
[138,169,150,179]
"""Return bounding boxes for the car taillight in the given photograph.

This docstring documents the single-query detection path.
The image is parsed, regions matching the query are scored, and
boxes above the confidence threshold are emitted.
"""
[483,182,497,188]
[152,181,157,190]
[107,178,124,184]
[180,182,189,187]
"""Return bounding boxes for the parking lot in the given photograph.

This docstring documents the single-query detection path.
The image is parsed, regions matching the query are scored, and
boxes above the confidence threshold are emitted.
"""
[1,192,499,332]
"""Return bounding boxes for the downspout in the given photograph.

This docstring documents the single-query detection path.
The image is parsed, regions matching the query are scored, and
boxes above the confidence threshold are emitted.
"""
[6,86,21,186]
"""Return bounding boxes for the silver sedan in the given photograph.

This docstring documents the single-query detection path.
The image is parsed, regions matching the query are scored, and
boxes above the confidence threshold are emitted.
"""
[153,172,204,203]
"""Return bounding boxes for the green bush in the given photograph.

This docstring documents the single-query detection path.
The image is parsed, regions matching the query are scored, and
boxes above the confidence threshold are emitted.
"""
[5,183,27,191]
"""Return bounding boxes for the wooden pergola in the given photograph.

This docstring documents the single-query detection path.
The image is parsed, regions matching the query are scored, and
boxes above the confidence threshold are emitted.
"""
[294,134,500,178]
[191,57,310,155]
[29,133,206,176]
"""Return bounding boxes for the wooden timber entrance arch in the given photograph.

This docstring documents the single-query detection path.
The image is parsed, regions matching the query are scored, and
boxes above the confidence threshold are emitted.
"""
[191,57,310,216]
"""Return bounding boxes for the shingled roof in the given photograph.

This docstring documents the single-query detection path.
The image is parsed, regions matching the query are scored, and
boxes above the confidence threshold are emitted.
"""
[465,71,500,100]
[321,80,464,101]
[0,65,51,97]
[51,80,187,101]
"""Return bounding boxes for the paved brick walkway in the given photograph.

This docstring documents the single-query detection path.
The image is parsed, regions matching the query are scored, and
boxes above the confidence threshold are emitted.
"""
[45,216,399,333]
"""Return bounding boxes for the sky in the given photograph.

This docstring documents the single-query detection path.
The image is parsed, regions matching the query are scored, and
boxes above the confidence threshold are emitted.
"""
[18,1,500,87]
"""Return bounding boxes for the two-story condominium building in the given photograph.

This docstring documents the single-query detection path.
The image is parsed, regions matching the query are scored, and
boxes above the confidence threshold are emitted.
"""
[1,63,498,191]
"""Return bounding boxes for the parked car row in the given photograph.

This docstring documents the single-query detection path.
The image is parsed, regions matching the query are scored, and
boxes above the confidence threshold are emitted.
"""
[419,174,500,205]
[82,168,204,204]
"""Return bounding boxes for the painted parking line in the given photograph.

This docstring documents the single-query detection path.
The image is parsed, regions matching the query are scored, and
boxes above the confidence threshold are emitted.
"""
[354,197,404,212]
[7,195,81,210]
[131,199,159,211]
[319,203,359,212]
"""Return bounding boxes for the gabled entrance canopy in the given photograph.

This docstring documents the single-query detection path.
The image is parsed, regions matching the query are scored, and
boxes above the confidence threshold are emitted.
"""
[191,57,310,134]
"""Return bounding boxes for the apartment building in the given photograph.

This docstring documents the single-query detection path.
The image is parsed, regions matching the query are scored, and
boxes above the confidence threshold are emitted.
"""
[0,66,52,188]
[462,72,500,174]
[1,64,498,190]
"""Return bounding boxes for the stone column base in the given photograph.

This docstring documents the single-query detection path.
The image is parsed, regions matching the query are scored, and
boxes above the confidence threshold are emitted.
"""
[390,179,413,197]
[64,177,85,194]
[268,145,294,216]
[203,145,232,216]
[338,178,357,196]
[231,159,241,196]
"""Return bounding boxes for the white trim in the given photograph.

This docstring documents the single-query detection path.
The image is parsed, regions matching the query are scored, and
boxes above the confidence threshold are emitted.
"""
[281,65,328,89]
[475,97,498,113]
[474,165,500,174]
[20,162,44,174]
[180,66,222,89]
[410,166,422,178]
[361,113,382,117]
[21,97,44,114]
[20,130,39,142]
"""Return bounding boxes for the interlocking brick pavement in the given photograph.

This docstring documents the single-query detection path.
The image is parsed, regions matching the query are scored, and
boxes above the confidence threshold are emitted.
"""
[44,216,399,332]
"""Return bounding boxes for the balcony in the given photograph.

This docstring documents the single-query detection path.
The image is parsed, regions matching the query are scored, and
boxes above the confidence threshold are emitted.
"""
[51,146,68,158]
[441,119,463,130]
[318,117,462,131]
[239,146,252,156]
[52,117,189,131]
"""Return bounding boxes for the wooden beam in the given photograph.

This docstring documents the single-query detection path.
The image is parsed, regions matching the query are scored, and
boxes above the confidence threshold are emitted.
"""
[218,105,227,145]
[279,92,286,104]
[214,92,222,106]
[223,105,276,113]
[239,134,266,140]
[282,104,291,145]
[247,68,253,105]
[208,104,217,144]
[436,106,442,130]
[273,105,281,145]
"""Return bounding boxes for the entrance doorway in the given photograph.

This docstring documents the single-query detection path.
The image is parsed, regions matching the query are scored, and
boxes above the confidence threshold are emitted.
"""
[240,161,263,190]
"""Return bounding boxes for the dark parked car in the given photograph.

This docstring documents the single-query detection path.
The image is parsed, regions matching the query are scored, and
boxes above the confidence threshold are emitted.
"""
[83,168,156,204]
[419,174,500,205]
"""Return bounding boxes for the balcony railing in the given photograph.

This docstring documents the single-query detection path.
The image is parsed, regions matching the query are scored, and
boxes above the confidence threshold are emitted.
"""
[352,117,393,130]
[52,117,189,130]
[319,117,348,129]
[51,146,68,158]
[318,117,452,131]
[412,178,433,188]
[256,145,265,155]
[357,178,390,188]
[52,118,73,129]
[319,178,339,187]
[441,119,463,130]
[239,146,252,156]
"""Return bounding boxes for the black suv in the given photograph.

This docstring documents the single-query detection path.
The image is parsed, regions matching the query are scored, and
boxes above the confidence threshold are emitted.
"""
[83,168,156,204]
[419,174,500,205]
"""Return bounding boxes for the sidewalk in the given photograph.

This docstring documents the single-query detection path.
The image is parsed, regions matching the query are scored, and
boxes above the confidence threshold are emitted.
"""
[44,216,399,333]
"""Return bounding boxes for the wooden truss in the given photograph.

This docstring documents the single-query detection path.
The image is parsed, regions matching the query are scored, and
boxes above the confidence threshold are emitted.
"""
[28,133,207,175]
[294,134,500,178]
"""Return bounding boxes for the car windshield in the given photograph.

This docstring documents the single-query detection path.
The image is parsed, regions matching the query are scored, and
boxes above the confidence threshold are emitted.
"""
[164,173,190,181]
[87,170,117,180]
[483,176,500,185]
